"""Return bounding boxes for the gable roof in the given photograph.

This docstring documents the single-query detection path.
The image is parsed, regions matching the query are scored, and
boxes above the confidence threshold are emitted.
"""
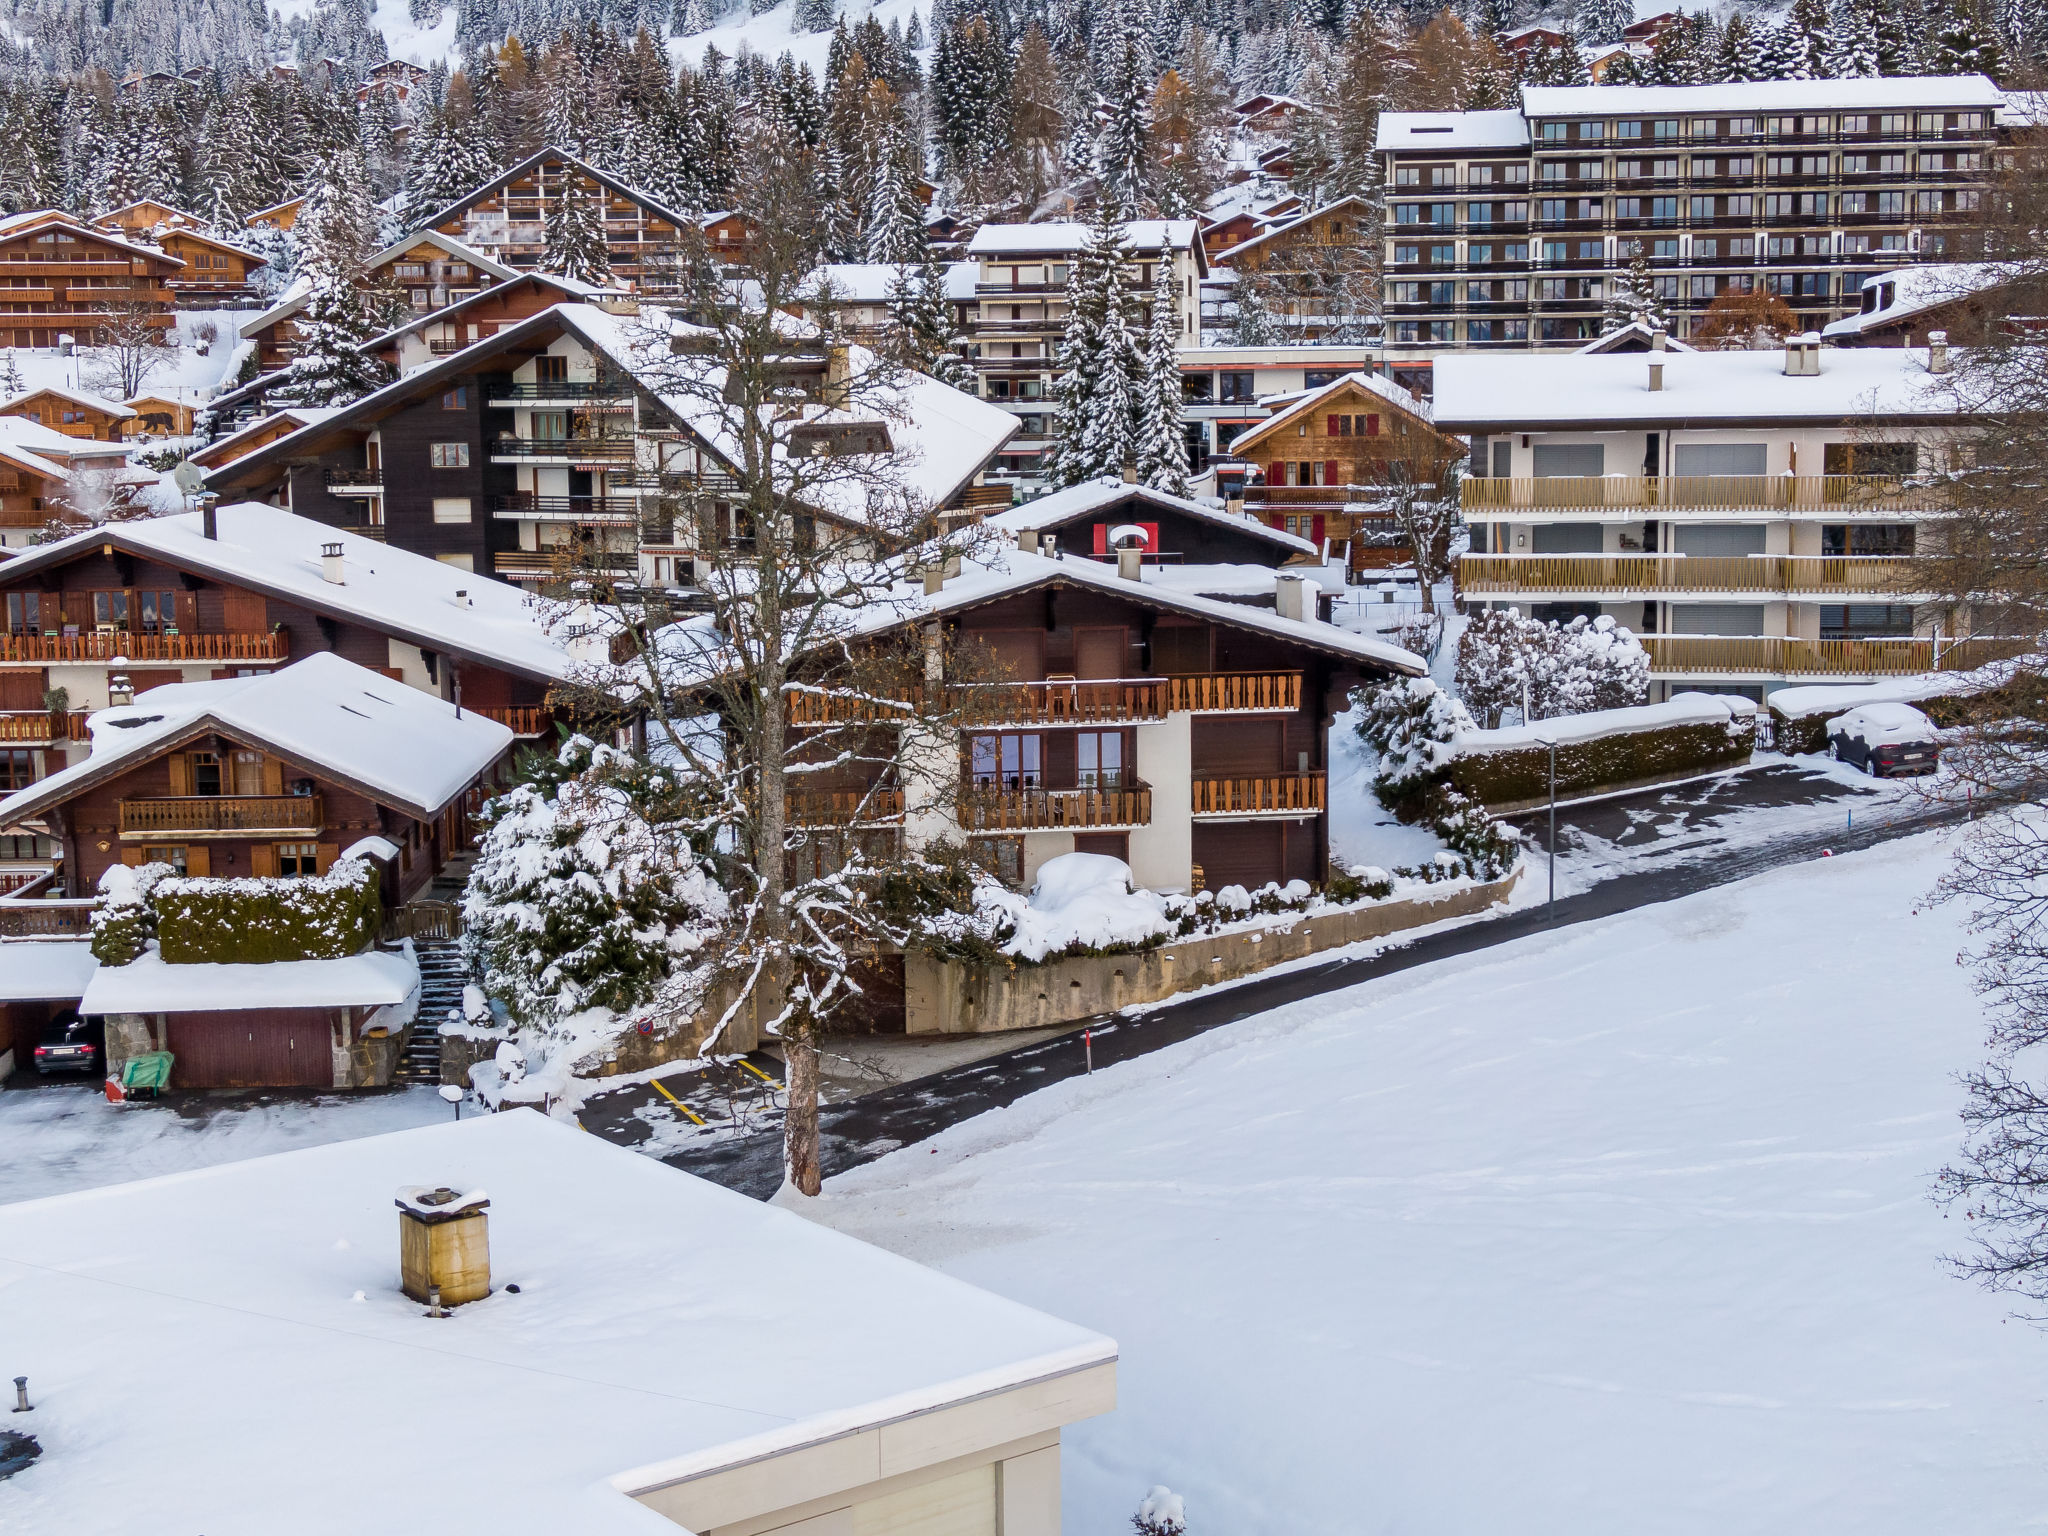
[0,412,133,463]
[966,220,1208,274]
[186,406,342,468]
[0,651,513,827]
[358,269,623,358]
[0,384,135,419]
[0,504,575,684]
[411,145,696,244]
[368,228,521,282]
[0,208,185,267]
[1820,261,2007,340]
[1228,371,1434,457]
[1573,320,1697,354]
[986,477,1318,558]
[1212,196,1372,266]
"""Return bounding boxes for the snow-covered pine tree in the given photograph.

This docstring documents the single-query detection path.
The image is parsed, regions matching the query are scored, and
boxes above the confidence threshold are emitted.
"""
[541,173,616,285]
[1601,241,1668,334]
[1135,242,1189,496]
[1718,13,1770,81]
[1131,1487,1187,1536]
[1784,0,1830,75]
[1925,0,2002,74]
[905,7,925,47]
[865,127,926,266]
[1095,29,1153,217]
[1823,0,1881,76]
[0,349,23,397]
[1573,0,1633,44]
[793,0,835,34]
[930,11,1010,204]
[1045,202,1142,487]
[282,153,387,409]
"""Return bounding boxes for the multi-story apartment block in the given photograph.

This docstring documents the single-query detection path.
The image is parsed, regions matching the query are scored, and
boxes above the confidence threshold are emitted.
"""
[1435,335,2000,700]
[963,221,1205,486]
[1375,76,2008,368]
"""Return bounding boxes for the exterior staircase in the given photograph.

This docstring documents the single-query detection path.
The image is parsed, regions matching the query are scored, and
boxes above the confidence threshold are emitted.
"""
[395,854,476,1085]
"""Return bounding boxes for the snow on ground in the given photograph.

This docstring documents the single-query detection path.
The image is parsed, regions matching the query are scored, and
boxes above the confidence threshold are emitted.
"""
[1326,700,1448,872]
[808,832,2047,1535]
[0,1083,449,1206]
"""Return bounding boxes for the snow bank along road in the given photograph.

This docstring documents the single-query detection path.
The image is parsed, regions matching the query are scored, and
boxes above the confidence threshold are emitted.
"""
[807,833,2042,1536]
[665,773,1972,1197]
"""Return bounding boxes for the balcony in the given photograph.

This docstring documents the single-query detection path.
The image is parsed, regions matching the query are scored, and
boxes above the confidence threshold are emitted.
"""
[0,898,96,938]
[490,493,641,522]
[485,382,634,403]
[493,549,639,579]
[956,782,1153,831]
[469,706,553,736]
[1165,672,1303,713]
[1461,475,1935,514]
[0,630,288,664]
[488,436,636,462]
[1191,772,1327,818]
[1457,554,1922,600]
[0,709,89,743]
[1642,635,2022,679]
[952,678,1171,727]
[324,465,383,492]
[428,339,471,355]
[119,794,323,837]
[785,787,907,824]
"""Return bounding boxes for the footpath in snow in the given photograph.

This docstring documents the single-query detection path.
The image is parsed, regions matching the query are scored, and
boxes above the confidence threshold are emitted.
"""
[807,831,2044,1536]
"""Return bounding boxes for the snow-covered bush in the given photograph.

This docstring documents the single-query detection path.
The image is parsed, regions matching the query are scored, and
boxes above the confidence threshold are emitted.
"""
[463,735,728,1027]
[90,862,174,965]
[1354,678,1521,883]
[151,857,381,964]
[1133,1485,1187,1536]
[1455,608,1649,727]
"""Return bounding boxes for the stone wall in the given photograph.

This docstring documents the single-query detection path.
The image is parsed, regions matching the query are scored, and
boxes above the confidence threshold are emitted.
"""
[904,870,1518,1035]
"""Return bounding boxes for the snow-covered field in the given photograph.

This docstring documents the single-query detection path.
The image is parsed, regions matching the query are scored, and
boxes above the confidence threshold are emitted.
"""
[810,831,2047,1535]
[0,1083,448,1206]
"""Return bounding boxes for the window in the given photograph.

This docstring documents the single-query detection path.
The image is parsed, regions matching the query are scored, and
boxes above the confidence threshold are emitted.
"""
[91,591,128,630]
[966,836,1023,888]
[1652,119,1681,139]
[1302,370,1344,388]
[1076,732,1125,789]
[1393,165,1420,185]
[1532,443,1604,477]
[1325,414,1379,437]
[140,843,187,873]
[1674,443,1767,476]
[429,442,469,468]
[440,386,468,410]
[0,749,34,790]
[136,589,177,634]
[432,497,473,523]
[394,262,427,278]
[1616,120,1643,139]
[6,591,42,634]
[969,733,1042,792]
[277,842,320,876]
[1540,122,1568,142]
[1820,604,1915,639]
[189,751,222,796]
[1388,282,1423,304]
[1219,371,1256,402]
[1391,244,1421,266]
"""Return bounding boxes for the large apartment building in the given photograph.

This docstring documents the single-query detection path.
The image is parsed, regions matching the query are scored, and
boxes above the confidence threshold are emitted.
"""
[963,221,1206,486]
[1434,336,1998,700]
[1374,76,2008,363]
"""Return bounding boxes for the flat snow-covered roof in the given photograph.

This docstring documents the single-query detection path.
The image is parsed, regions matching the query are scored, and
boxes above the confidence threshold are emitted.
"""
[1521,75,2006,116]
[0,1111,1115,1534]
[1375,109,1529,152]
[80,946,419,1014]
[1432,345,1961,428]
[0,938,96,1001]
[987,478,1318,556]
[967,220,1201,256]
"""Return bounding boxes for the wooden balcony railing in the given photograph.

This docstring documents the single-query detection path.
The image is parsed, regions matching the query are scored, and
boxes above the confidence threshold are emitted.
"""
[956,782,1153,831]
[952,678,1170,726]
[1461,474,1936,514]
[1457,554,1922,598]
[0,630,288,664]
[0,709,88,742]
[785,788,908,824]
[0,898,96,938]
[470,707,552,736]
[118,795,323,835]
[492,550,639,577]
[1641,635,2024,677]
[1166,672,1302,713]
[489,436,635,461]
[1191,772,1327,816]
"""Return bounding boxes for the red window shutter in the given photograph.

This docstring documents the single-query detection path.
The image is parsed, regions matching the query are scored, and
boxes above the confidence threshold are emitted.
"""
[1324,460,1339,486]
[1367,414,1381,436]
[1312,515,1326,547]
[1269,460,1284,487]
[1325,414,1340,435]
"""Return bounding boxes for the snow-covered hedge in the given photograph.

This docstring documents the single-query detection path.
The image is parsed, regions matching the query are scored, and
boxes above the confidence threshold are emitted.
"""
[92,858,382,966]
[1768,674,1987,755]
[1354,679,1522,881]
[1446,693,1758,807]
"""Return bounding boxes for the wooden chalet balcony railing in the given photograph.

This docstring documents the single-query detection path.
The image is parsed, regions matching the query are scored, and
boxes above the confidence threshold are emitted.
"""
[490,493,640,522]
[1242,486,1408,508]
[1191,772,1327,816]
[1166,672,1302,713]
[1457,555,1922,598]
[489,436,636,461]
[952,678,1170,727]
[0,898,96,938]
[0,709,88,742]
[956,781,1153,831]
[1642,635,2024,677]
[0,631,288,664]
[470,706,552,736]
[1461,474,1936,514]
[785,788,908,824]
[118,795,323,836]
[492,550,639,577]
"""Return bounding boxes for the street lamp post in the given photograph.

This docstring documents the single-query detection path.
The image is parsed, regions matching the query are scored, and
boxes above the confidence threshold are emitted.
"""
[1534,731,1558,918]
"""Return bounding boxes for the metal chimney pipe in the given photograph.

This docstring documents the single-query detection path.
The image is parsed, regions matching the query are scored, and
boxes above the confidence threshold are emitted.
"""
[321,542,345,584]
[200,492,218,540]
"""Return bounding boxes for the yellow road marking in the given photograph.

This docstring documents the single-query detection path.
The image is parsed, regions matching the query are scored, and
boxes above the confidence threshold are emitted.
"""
[737,1058,784,1090]
[650,1077,707,1125]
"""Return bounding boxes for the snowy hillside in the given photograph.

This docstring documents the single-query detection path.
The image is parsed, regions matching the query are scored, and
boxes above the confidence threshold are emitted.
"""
[813,833,2044,1535]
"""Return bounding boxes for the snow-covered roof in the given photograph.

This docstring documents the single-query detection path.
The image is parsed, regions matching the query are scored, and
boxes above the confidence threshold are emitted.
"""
[0,651,514,828]
[369,228,520,282]
[1431,345,1964,429]
[0,208,185,266]
[79,945,418,1014]
[856,547,1425,675]
[0,411,132,460]
[186,405,343,467]
[1230,372,1433,455]
[239,273,314,338]
[989,477,1318,557]
[1521,75,2007,116]
[1573,320,1696,354]
[1820,262,2007,339]
[966,220,1202,258]
[798,261,977,306]
[0,938,96,1001]
[1213,196,1371,265]
[0,383,135,418]
[357,272,620,359]
[1375,110,1529,153]
[0,504,575,685]
[0,1110,1116,1534]
[409,145,696,245]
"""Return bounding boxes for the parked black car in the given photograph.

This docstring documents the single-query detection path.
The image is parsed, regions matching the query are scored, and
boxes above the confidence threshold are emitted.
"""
[32,1012,103,1077]
[1827,703,1940,778]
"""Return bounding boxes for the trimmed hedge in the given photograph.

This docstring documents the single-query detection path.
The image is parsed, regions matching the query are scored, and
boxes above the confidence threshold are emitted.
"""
[1770,690,1975,756]
[146,858,382,965]
[1449,714,1755,807]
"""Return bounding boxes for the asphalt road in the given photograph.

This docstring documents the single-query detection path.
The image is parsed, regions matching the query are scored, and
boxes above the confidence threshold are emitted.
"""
[654,766,1968,1199]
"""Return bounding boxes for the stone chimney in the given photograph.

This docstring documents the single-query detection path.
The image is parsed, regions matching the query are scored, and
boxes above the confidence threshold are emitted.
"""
[1650,328,1668,352]
[321,542,345,584]
[1117,544,1143,581]
[923,564,946,595]
[1928,328,1950,374]
[1016,528,1039,555]
[453,588,472,608]
[1783,332,1822,377]
[396,1185,491,1308]
[821,344,852,410]
[1275,574,1309,623]
[1648,361,1664,392]
[1120,462,1138,484]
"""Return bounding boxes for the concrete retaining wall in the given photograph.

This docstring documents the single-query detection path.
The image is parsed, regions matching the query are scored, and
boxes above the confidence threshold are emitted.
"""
[903,869,1520,1036]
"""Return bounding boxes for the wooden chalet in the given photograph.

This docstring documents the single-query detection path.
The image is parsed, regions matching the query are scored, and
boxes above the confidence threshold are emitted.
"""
[985,479,1320,569]
[1212,196,1374,342]
[244,195,305,234]
[1225,371,1464,572]
[187,407,338,471]
[0,209,181,348]
[415,147,696,292]
[0,418,134,548]
[368,231,519,317]
[2,385,134,442]
[123,394,198,439]
[358,58,430,105]
[95,203,267,302]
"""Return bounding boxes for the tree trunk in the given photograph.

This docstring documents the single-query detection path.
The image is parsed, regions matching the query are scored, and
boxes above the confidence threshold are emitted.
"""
[783,1029,821,1195]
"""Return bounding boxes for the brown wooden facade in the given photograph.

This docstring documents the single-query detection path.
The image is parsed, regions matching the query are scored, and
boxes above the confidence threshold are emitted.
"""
[3,387,131,441]
[0,211,181,347]
[96,204,266,302]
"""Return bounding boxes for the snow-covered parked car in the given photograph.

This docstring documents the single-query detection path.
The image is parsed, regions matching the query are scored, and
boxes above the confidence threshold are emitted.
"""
[1826,702,1939,777]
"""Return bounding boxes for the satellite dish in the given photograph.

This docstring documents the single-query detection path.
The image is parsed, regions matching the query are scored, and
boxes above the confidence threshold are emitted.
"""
[170,460,205,494]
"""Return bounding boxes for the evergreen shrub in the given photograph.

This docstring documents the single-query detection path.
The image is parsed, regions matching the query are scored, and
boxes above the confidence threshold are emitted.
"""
[149,858,382,964]
[1449,714,1756,807]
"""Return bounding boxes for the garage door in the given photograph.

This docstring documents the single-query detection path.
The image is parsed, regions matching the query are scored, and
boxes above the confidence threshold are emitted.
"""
[1193,821,1286,892]
[167,1012,334,1088]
